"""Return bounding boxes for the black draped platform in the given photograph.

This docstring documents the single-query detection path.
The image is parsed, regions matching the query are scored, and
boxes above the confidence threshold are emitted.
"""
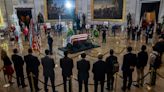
[58,41,100,54]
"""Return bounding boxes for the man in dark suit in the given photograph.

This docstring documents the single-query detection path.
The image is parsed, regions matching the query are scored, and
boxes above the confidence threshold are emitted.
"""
[92,54,106,92]
[24,48,40,92]
[41,50,56,92]
[47,33,53,55]
[105,49,119,91]
[11,48,27,88]
[60,51,74,92]
[136,45,148,87]
[77,53,90,92]
[122,46,137,91]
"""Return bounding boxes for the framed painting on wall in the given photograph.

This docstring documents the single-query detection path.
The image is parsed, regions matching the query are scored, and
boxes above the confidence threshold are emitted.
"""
[45,0,76,20]
[91,0,125,21]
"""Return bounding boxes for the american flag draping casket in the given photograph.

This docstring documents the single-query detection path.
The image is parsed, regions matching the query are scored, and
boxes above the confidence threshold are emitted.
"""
[69,34,88,45]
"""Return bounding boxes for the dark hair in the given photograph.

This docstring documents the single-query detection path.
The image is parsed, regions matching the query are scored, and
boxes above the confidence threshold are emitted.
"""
[110,49,114,55]
[64,51,68,57]
[81,53,86,58]
[13,48,18,54]
[127,46,132,52]
[28,48,33,54]
[98,54,103,59]
[45,49,49,55]
[141,45,146,51]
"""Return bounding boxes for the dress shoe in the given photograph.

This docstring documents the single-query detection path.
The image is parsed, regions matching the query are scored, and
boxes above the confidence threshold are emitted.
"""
[134,84,139,88]
[140,83,143,87]
[9,81,14,85]
[106,87,110,90]
[127,87,131,90]
[121,87,126,92]
[17,84,21,88]
[36,88,42,91]
[22,85,28,88]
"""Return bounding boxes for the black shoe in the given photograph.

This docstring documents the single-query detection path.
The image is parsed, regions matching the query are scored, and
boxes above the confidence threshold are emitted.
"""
[22,85,28,88]
[121,87,126,92]
[134,84,139,88]
[110,87,113,91]
[9,81,14,85]
[17,84,21,88]
[106,87,110,90]
[140,84,143,87]
[127,87,131,90]
[36,88,42,91]
[45,89,48,92]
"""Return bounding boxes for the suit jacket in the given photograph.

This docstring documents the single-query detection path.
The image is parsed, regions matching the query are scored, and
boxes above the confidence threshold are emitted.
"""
[41,56,55,77]
[154,41,164,54]
[105,55,118,73]
[92,60,106,81]
[24,54,40,75]
[136,51,148,68]
[122,53,137,72]
[48,36,53,45]
[12,54,24,72]
[77,59,90,80]
[60,57,73,77]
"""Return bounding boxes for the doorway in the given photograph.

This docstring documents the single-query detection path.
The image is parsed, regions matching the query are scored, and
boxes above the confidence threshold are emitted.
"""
[140,1,160,23]
[16,8,32,28]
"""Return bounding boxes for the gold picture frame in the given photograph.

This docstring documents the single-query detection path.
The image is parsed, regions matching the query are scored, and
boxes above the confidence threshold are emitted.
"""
[0,9,4,27]
[44,0,77,21]
[91,0,126,22]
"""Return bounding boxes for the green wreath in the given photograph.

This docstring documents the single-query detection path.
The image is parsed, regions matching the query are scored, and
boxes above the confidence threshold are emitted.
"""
[67,28,74,37]
[93,30,99,38]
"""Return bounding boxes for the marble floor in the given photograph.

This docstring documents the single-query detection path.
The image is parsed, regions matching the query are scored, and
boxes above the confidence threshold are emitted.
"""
[0,30,164,92]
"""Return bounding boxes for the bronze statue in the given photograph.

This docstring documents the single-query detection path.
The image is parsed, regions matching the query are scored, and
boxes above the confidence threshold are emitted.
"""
[127,13,132,25]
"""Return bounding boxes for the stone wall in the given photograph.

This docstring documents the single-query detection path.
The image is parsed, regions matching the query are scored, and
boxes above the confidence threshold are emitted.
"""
[76,0,163,25]
[1,0,164,26]
[75,0,135,25]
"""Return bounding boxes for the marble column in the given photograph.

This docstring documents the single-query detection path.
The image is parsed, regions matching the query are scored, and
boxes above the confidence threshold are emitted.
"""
[158,0,164,23]
[0,0,13,26]
[34,0,44,20]
[135,0,142,25]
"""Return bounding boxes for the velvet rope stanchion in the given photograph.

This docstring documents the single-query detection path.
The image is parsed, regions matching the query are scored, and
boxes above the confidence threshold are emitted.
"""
[69,76,73,92]
[114,72,118,92]
[0,64,153,92]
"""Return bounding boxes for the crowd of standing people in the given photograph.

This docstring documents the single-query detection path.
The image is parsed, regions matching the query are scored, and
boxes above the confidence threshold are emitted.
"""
[0,13,164,92]
[127,22,164,45]
[0,36,163,92]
